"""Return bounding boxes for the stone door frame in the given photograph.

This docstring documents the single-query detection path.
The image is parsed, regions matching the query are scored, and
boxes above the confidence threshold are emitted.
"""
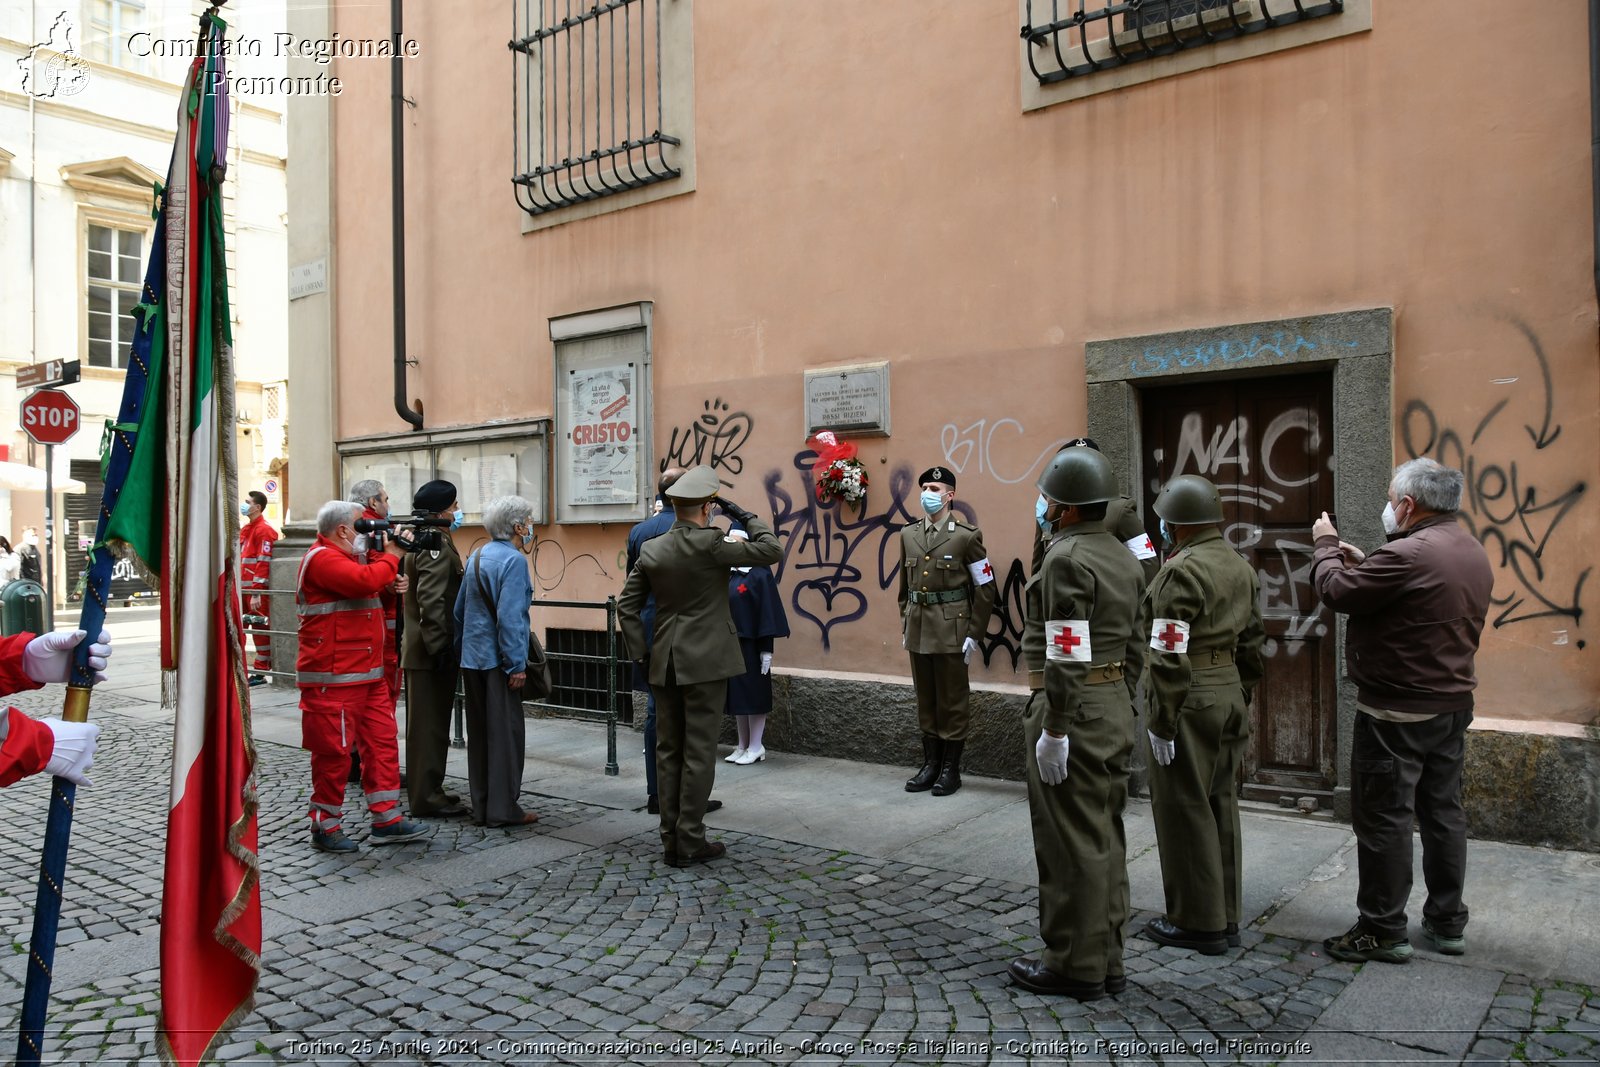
[1084,307,1394,814]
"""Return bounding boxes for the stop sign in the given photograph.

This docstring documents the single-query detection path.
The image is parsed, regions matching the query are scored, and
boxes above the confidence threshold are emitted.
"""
[20,388,81,445]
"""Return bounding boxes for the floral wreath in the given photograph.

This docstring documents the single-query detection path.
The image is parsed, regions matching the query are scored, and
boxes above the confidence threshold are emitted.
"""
[808,430,869,505]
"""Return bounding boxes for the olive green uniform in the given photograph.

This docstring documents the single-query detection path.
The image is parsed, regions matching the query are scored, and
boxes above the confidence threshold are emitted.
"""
[1030,495,1159,587]
[400,539,464,814]
[620,518,782,858]
[1141,527,1265,933]
[1022,519,1146,983]
[897,515,997,740]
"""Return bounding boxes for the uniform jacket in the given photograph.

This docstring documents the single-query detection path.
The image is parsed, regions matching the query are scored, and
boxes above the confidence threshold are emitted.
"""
[619,518,783,686]
[401,534,464,668]
[454,539,533,675]
[1029,495,1159,586]
[0,640,49,787]
[1023,520,1147,736]
[295,535,399,688]
[898,515,997,654]
[1311,513,1493,714]
[625,510,675,648]
[1140,527,1265,739]
[238,515,279,591]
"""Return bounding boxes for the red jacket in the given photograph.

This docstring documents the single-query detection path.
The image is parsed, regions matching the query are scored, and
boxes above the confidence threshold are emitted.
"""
[0,633,50,786]
[295,535,399,688]
[239,515,279,591]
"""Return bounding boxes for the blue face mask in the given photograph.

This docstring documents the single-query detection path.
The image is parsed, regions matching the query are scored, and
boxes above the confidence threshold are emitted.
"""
[920,489,945,516]
[1159,519,1173,545]
[239,503,251,516]
[1035,494,1051,534]
[450,509,464,531]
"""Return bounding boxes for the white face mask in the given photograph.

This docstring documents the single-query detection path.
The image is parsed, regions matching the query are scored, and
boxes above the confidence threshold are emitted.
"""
[1381,501,1400,535]
[352,533,370,554]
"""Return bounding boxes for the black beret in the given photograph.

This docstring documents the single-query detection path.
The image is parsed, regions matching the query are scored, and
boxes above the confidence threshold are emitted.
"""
[918,466,955,488]
[412,479,458,513]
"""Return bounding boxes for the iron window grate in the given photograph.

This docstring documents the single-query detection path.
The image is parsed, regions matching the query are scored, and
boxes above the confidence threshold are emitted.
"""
[1021,0,1345,85]
[509,0,682,216]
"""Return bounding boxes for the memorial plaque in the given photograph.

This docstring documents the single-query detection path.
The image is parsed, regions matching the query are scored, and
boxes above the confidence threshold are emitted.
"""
[804,361,890,436]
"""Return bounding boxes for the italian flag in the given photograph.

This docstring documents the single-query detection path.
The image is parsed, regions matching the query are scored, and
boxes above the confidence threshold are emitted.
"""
[103,16,261,1065]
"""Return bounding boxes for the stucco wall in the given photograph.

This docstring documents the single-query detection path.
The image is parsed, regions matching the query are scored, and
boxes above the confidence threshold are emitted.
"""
[321,0,1598,728]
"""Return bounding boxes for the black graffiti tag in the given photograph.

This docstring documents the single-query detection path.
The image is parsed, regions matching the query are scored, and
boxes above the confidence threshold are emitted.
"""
[661,398,753,482]
[977,558,1026,670]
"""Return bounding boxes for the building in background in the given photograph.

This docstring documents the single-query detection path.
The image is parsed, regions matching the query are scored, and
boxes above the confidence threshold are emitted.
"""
[288,0,1599,846]
[0,0,289,604]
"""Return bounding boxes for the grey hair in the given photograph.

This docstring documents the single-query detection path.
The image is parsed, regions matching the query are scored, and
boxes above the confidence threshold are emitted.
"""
[317,499,363,537]
[482,495,535,540]
[1391,457,1465,513]
[347,479,384,507]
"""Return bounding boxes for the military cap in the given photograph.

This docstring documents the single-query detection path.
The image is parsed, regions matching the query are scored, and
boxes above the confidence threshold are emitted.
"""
[664,464,721,505]
[413,479,458,513]
[918,466,955,488]
[1153,474,1225,524]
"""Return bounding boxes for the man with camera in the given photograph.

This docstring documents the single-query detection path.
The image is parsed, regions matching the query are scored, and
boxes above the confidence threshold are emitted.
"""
[239,490,279,685]
[401,480,469,818]
[350,480,409,707]
[297,500,433,853]
[619,467,780,868]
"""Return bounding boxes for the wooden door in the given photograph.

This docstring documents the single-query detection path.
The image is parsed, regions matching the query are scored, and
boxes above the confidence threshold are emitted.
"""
[1140,373,1338,800]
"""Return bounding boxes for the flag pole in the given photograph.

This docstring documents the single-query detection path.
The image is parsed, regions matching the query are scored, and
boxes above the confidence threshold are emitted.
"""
[14,4,226,1056]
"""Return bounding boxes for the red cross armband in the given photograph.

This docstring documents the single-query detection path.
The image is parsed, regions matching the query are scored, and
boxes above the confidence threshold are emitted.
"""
[1045,620,1092,663]
[1150,619,1191,654]
[968,557,995,585]
[1123,533,1156,560]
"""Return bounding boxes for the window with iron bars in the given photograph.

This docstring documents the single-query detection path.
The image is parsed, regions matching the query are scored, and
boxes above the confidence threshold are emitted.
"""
[1022,0,1348,86]
[510,0,688,218]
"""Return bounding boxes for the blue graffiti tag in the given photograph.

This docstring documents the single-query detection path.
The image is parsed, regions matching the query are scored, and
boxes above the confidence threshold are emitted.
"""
[1127,332,1361,377]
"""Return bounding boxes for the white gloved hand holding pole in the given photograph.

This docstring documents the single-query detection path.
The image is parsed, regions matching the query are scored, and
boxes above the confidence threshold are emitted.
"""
[759,652,772,675]
[1148,730,1176,767]
[42,719,100,786]
[24,629,113,685]
[1035,732,1070,786]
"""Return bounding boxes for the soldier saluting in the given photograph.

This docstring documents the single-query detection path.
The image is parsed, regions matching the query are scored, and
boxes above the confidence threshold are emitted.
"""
[898,466,997,797]
[1140,474,1265,956]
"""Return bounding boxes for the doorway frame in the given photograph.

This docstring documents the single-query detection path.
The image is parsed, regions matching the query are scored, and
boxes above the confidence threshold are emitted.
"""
[1085,307,1393,816]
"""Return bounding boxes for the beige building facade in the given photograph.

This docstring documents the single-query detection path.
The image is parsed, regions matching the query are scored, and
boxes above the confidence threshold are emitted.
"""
[290,0,1599,844]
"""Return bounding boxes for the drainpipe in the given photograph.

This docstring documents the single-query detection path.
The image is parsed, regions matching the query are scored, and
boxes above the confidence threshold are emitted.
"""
[391,0,423,429]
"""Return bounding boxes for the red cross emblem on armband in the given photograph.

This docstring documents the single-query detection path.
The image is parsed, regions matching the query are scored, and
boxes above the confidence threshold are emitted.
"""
[1053,627,1081,655]
[1150,618,1190,654]
[981,562,993,579]
[1157,624,1183,650]
[1045,619,1092,662]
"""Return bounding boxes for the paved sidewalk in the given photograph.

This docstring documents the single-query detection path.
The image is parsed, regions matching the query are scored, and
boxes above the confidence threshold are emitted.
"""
[0,612,1596,1064]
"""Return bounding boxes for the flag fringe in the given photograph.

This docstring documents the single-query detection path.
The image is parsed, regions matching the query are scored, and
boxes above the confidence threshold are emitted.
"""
[155,994,257,1067]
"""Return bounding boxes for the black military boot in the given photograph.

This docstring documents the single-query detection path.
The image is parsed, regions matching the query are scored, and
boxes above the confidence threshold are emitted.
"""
[931,739,965,796]
[905,735,943,792]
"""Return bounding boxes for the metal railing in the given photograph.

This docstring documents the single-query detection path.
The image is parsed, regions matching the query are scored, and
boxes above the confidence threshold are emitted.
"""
[1020,0,1344,84]
[241,588,625,776]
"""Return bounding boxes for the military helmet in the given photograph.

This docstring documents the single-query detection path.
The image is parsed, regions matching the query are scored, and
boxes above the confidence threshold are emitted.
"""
[1036,447,1116,505]
[1152,474,1224,524]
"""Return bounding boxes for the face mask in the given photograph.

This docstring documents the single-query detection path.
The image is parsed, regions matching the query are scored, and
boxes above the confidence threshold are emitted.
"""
[450,509,464,531]
[1381,501,1400,535]
[920,490,945,516]
[352,533,369,554]
[240,503,250,516]
[1159,519,1174,546]
[1035,495,1051,534]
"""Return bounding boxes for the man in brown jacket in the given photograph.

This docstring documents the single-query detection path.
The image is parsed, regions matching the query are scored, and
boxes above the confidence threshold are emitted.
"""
[1311,457,1493,964]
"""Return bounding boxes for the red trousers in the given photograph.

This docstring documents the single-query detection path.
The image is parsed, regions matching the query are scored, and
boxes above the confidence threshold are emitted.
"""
[242,594,273,673]
[301,680,403,831]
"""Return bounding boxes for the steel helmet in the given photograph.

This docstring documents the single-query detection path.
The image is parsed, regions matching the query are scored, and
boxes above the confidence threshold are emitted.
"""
[1036,447,1116,505]
[1152,474,1224,524]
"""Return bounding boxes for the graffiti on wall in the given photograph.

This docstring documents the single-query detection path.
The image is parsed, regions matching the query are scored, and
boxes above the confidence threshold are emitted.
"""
[1400,319,1589,635]
[977,557,1027,670]
[940,418,1066,485]
[763,451,982,650]
[661,398,753,482]
[1126,330,1361,378]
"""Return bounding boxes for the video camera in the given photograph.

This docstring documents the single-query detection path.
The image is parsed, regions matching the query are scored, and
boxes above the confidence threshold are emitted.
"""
[353,512,452,553]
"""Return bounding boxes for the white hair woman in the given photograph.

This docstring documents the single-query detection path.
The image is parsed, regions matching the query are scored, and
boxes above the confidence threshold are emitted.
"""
[453,495,539,827]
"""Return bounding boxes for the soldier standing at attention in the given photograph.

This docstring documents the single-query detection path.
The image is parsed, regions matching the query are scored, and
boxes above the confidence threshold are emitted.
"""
[1140,475,1265,955]
[898,466,997,797]
[619,467,782,868]
[1010,448,1146,1001]
[1030,439,1158,586]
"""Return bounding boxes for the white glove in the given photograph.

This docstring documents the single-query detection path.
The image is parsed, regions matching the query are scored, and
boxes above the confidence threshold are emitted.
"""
[43,719,100,786]
[1148,730,1176,767]
[962,636,978,664]
[24,629,113,685]
[1035,732,1070,786]
[759,652,772,675]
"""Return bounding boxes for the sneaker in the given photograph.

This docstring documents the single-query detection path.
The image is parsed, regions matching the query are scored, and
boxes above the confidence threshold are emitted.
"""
[369,817,435,845]
[1421,920,1465,956]
[1323,922,1413,964]
[312,828,359,854]
[247,674,268,687]
[724,747,748,764]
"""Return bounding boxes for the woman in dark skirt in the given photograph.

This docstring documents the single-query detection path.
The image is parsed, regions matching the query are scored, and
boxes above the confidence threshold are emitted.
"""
[723,528,789,765]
